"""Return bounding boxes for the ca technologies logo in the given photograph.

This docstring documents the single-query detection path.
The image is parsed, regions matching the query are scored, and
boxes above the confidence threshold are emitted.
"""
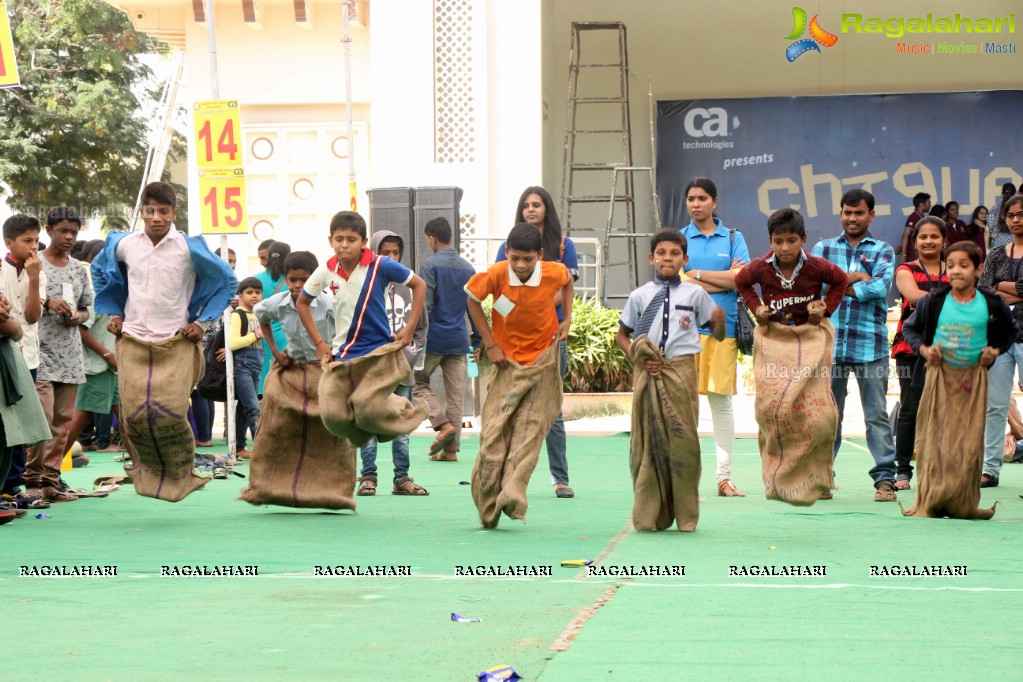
[784,7,839,61]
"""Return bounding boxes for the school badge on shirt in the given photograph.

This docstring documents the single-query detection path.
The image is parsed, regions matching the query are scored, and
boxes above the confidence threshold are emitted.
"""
[679,315,693,330]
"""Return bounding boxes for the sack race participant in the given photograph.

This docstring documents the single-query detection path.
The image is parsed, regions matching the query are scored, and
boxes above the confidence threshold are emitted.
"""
[242,362,358,510]
[242,250,359,510]
[466,222,573,528]
[735,208,848,505]
[752,320,838,505]
[92,182,236,502]
[617,229,724,531]
[117,333,209,501]
[298,212,427,449]
[471,343,562,528]
[901,241,1015,519]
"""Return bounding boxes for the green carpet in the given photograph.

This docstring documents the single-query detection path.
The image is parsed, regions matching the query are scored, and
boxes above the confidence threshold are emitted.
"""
[3,436,1020,681]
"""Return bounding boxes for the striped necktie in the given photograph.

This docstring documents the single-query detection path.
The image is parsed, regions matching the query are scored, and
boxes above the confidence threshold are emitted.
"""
[634,282,672,351]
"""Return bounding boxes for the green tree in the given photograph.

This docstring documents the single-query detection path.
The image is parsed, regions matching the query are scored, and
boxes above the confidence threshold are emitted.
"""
[0,0,159,231]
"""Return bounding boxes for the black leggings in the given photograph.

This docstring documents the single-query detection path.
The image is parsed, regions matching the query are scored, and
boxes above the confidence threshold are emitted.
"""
[894,356,921,480]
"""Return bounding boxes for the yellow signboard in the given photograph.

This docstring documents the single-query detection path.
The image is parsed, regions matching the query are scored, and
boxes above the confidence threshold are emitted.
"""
[198,167,247,234]
[0,0,21,89]
[193,99,242,168]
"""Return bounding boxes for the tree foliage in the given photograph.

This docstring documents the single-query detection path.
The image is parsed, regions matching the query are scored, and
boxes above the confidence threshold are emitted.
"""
[0,0,159,230]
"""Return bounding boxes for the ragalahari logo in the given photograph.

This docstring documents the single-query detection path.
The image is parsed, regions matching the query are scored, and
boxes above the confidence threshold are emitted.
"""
[784,7,839,61]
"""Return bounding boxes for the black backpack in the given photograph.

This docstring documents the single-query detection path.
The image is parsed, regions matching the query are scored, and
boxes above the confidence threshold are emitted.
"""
[196,309,248,402]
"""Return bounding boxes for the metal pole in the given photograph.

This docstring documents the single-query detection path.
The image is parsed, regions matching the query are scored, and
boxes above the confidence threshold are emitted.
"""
[204,0,236,458]
[342,0,357,210]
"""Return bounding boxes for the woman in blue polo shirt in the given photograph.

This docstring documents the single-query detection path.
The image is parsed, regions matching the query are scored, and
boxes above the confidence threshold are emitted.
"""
[680,177,750,498]
[496,186,578,499]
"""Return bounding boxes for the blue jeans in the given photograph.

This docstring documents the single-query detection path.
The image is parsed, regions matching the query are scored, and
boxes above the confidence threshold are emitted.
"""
[831,358,896,485]
[360,384,412,482]
[190,390,216,443]
[983,342,1023,477]
[233,347,263,450]
[544,340,570,486]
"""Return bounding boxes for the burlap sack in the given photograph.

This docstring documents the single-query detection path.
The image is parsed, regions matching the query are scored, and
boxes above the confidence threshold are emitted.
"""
[753,321,837,506]
[472,343,562,528]
[318,341,428,448]
[628,336,701,532]
[903,362,996,520]
[241,362,357,510]
[118,333,209,502]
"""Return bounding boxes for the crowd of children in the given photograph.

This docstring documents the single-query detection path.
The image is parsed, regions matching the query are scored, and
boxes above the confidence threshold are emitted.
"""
[1,179,1019,527]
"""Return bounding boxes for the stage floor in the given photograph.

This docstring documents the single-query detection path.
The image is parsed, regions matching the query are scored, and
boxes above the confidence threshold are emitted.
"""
[4,435,1020,681]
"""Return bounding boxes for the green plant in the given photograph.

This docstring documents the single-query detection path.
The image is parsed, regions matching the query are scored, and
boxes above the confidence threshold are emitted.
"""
[475,297,633,392]
[565,297,632,392]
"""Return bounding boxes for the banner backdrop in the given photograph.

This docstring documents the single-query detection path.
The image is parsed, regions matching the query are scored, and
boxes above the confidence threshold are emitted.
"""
[657,91,1023,260]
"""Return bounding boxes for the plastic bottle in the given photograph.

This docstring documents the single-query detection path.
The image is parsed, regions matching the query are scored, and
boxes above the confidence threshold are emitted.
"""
[466,351,479,378]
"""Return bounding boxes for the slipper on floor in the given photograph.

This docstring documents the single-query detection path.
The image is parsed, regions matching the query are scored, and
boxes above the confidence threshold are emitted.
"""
[93,474,132,487]
[428,430,457,457]
[65,487,108,498]
[428,452,458,462]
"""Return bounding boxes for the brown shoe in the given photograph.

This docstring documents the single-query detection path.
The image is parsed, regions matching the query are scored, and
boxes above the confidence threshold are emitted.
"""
[874,481,897,502]
[718,480,745,497]
[236,449,253,460]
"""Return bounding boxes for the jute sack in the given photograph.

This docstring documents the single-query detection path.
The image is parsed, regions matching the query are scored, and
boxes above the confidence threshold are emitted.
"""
[241,361,357,510]
[118,333,209,502]
[628,336,701,532]
[903,362,996,520]
[471,342,561,529]
[318,341,428,448]
[753,320,837,506]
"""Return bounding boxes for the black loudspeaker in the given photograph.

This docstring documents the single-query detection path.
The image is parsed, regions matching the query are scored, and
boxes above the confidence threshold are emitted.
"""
[366,187,415,269]
[413,186,463,269]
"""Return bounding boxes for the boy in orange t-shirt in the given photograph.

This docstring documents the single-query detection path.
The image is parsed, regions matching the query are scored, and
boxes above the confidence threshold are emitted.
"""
[465,223,573,527]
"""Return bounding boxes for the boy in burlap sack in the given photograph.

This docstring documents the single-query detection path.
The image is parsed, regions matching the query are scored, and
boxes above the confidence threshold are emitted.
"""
[241,251,361,510]
[901,241,1015,519]
[616,229,724,532]
[735,208,847,505]
[92,182,236,502]
[465,223,573,528]
[299,212,429,487]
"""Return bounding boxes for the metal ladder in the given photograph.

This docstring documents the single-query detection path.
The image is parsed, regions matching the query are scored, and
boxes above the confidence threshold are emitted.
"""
[559,22,657,305]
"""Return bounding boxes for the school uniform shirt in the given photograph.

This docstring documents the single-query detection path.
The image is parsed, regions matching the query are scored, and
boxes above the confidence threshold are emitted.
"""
[680,219,750,339]
[496,237,579,324]
[734,251,847,327]
[228,307,261,352]
[254,290,335,363]
[0,256,47,370]
[465,260,570,366]
[811,232,895,364]
[302,248,413,360]
[420,247,476,355]
[619,278,716,359]
[81,304,116,376]
[115,226,196,342]
[37,254,93,384]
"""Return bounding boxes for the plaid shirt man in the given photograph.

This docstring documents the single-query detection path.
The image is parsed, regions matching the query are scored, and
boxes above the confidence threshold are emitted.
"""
[810,232,895,364]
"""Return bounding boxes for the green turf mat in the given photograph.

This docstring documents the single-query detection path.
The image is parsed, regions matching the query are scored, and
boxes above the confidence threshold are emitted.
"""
[3,435,1020,681]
